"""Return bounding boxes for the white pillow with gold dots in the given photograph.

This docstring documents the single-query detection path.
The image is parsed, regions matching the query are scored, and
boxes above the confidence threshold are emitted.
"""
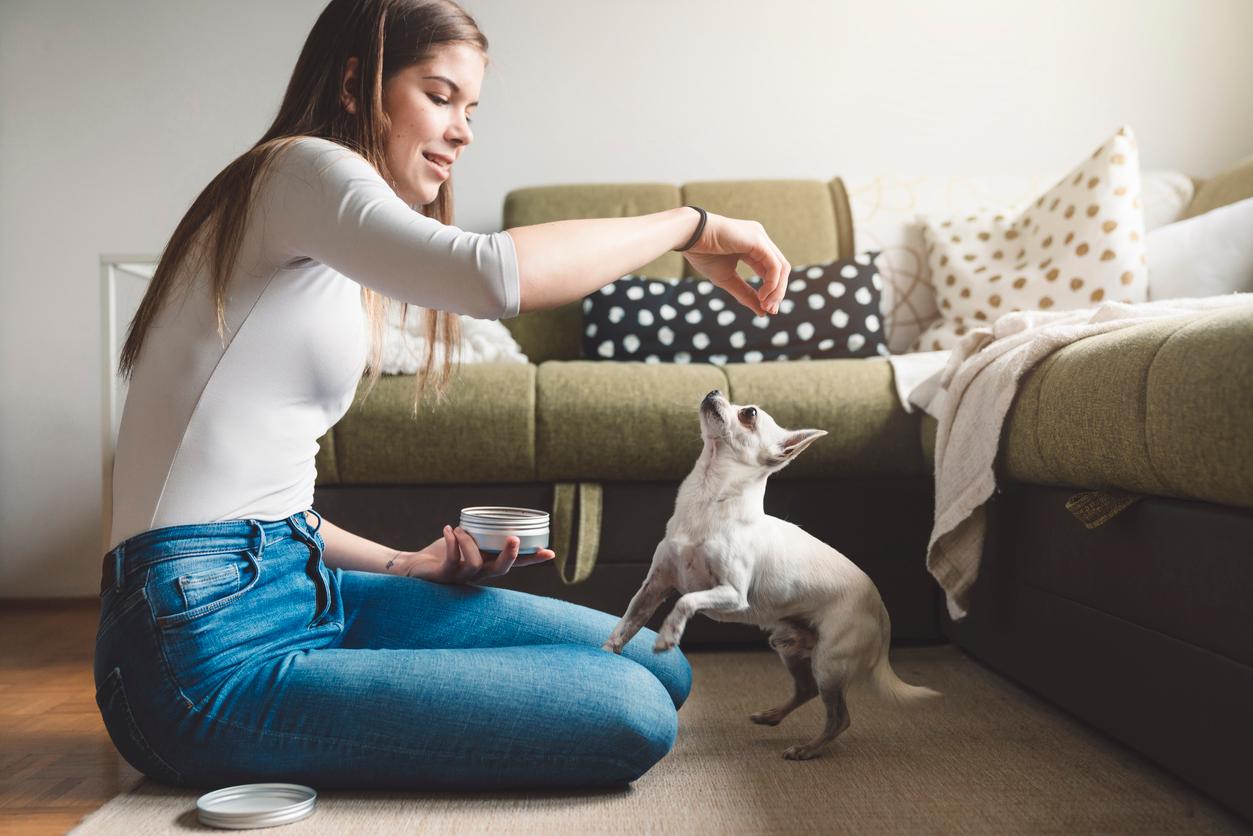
[911,126,1149,351]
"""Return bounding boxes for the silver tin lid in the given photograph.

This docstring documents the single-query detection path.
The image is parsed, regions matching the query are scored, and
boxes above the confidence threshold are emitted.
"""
[197,783,317,829]
[460,506,549,522]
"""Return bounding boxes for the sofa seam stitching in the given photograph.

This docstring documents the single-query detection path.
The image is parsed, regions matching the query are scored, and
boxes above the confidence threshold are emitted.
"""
[1140,312,1220,497]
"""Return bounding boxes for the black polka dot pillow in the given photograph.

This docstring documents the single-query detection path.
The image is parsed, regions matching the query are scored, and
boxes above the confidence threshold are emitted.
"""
[581,251,889,364]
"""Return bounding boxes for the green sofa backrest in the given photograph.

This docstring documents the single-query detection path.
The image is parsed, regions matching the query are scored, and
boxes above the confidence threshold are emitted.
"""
[501,178,856,362]
[1185,152,1253,219]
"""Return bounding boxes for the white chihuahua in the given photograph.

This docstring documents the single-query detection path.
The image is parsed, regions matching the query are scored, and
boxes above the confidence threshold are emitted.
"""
[603,389,940,759]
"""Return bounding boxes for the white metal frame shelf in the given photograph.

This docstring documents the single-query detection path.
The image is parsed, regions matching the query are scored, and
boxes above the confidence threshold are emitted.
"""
[100,254,158,556]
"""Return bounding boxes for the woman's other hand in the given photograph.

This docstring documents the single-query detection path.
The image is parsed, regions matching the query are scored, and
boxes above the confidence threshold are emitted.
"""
[392,525,556,584]
[681,213,791,316]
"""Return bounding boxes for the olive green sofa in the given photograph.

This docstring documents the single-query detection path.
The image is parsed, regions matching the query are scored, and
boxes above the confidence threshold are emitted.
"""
[926,154,1253,821]
[313,176,941,644]
[312,155,1253,819]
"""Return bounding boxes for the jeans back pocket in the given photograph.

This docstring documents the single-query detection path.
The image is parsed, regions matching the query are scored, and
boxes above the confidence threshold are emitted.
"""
[95,665,184,786]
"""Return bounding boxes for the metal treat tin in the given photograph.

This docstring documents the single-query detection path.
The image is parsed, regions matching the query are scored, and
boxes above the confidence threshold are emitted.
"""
[196,783,317,829]
[459,506,549,554]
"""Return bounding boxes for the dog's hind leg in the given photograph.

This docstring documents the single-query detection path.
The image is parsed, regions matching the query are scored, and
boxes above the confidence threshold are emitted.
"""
[782,640,855,760]
[750,624,819,726]
[782,685,849,761]
[780,591,887,758]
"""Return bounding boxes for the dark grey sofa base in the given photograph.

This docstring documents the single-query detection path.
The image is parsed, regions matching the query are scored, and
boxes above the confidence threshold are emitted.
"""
[945,483,1253,822]
[312,476,944,644]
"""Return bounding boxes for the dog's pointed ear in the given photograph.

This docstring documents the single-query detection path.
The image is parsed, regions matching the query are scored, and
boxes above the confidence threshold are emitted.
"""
[768,429,827,467]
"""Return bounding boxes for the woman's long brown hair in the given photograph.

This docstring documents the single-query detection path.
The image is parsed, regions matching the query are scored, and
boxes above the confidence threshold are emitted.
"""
[117,0,491,413]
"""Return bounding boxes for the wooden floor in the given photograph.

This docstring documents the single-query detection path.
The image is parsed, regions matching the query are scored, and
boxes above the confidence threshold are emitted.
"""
[0,599,142,836]
[3,600,1246,834]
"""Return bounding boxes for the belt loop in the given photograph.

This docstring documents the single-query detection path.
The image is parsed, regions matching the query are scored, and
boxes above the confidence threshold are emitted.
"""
[113,544,125,592]
[306,507,322,534]
[253,519,267,560]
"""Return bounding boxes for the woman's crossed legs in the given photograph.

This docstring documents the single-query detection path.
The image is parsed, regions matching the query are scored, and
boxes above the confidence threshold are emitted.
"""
[196,568,691,790]
[336,569,691,708]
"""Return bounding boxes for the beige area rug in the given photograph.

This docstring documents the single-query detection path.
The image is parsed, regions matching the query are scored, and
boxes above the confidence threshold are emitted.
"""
[71,645,1247,834]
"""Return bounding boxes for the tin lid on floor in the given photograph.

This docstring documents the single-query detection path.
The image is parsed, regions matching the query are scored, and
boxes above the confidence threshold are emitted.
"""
[196,783,317,829]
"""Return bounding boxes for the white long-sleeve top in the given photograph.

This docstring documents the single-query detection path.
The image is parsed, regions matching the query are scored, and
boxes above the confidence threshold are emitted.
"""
[108,136,521,552]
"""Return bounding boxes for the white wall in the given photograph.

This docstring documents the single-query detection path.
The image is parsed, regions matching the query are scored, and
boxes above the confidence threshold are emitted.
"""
[3,0,1251,597]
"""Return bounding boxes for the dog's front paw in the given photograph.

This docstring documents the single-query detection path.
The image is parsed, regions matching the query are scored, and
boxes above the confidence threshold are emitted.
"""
[601,638,623,654]
[782,744,824,761]
[750,707,787,726]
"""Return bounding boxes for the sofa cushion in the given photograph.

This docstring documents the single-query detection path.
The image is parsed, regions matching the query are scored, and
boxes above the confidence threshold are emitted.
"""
[536,361,727,481]
[536,358,922,481]
[1004,303,1253,508]
[919,304,1253,509]
[324,364,536,484]
[725,358,926,478]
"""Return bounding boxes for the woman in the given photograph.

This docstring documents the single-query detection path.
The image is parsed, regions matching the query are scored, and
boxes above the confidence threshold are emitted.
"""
[97,0,791,791]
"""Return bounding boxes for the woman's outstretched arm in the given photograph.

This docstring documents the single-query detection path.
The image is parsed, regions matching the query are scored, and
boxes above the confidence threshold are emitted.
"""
[507,208,790,317]
[505,208,698,313]
[261,138,788,321]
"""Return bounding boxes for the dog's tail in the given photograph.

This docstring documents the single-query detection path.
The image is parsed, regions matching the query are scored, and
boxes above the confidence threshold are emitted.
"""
[862,593,941,704]
[869,655,942,704]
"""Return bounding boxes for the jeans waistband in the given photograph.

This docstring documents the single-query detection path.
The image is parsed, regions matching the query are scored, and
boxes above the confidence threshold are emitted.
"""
[101,508,322,594]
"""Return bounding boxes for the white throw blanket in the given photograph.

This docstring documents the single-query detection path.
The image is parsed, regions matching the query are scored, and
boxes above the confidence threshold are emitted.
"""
[886,350,951,415]
[915,293,1253,620]
[380,309,528,373]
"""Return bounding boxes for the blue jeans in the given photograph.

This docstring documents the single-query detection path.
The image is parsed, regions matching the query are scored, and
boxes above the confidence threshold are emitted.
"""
[94,508,691,790]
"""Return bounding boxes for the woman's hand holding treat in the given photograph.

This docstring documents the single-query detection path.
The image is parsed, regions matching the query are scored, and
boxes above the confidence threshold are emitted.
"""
[388,525,556,585]
[680,212,791,317]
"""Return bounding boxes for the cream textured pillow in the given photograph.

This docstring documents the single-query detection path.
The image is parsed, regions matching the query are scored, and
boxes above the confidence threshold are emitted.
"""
[848,173,1055,353]
[911,126,1149,351]
[381,308,528,373]
[1141,171,1195,232]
